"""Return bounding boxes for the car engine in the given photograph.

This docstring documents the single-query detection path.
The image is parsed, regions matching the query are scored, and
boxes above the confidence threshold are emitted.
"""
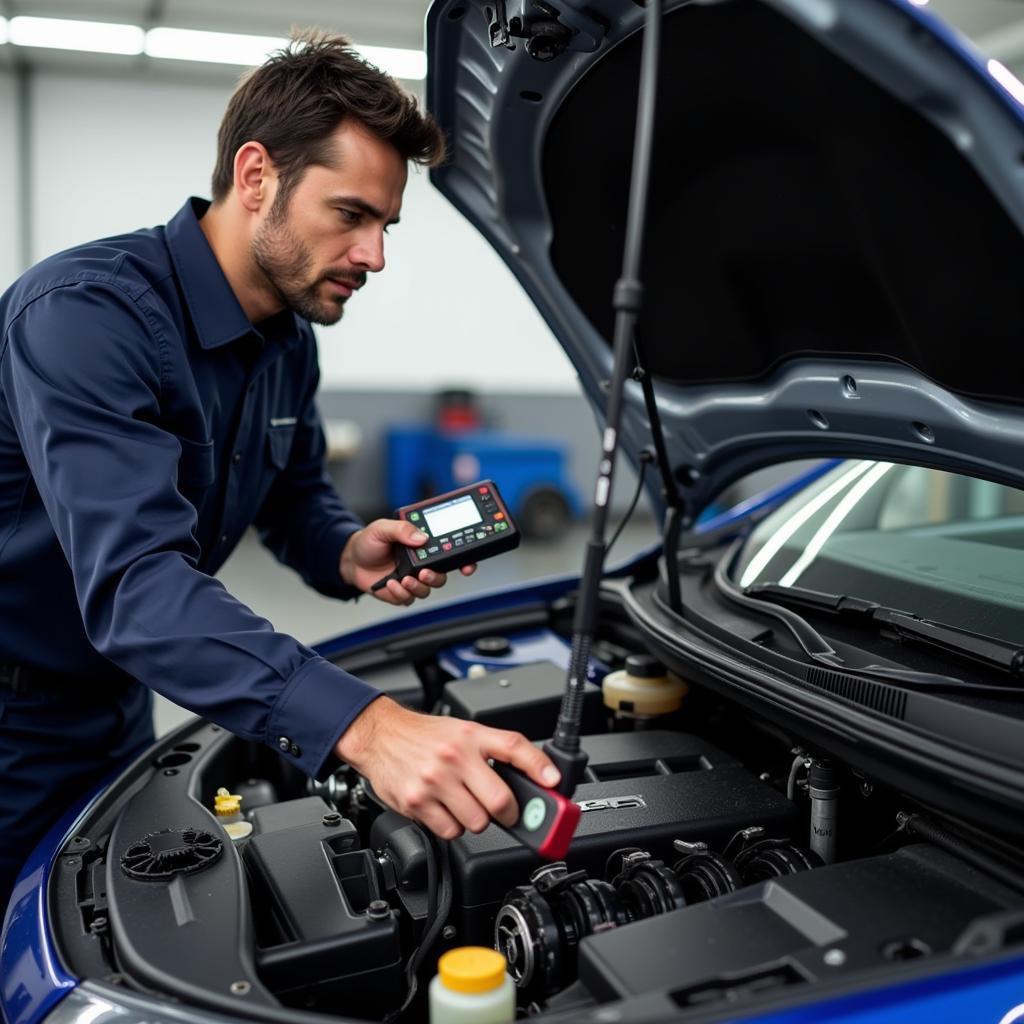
[50,623,1024,1023]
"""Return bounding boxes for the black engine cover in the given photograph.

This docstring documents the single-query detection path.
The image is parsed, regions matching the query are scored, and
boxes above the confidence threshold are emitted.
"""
[447,730,797,943]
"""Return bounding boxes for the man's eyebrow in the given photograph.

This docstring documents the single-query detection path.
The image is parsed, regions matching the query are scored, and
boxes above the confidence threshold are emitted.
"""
[331,195,400,226]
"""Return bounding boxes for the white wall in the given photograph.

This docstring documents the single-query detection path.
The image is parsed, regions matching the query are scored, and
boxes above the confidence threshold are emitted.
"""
[0,71,21,293]
[26,70,576,393]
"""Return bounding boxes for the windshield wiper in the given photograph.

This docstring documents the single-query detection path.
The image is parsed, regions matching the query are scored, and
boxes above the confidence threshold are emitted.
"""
[745,582,1024,682]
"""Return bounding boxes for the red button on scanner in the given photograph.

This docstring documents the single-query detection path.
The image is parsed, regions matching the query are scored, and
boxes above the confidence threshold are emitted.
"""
[443,543,453,551]
[479,486,489,494]
[494,512,505,521]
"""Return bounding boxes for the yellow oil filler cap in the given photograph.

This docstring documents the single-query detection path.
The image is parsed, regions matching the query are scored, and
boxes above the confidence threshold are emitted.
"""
[602,654,688,718]
[214,788,253,841]
[437,947,507,994]
[214,787,243,817]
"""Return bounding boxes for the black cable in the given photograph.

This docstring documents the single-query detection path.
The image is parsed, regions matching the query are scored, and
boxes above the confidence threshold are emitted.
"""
[899,813,1024,896]
[605,455,649,559]
[386,831,452,1023]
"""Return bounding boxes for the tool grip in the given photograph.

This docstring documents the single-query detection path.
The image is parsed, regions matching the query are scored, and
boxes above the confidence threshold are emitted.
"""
[370,546,417,593]
[491,762,581,860]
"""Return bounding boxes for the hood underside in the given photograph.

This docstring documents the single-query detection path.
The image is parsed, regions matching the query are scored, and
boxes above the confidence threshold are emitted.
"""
[427,0,1024,516]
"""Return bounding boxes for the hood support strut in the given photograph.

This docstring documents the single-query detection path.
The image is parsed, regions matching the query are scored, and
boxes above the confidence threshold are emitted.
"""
[631,332,686,615]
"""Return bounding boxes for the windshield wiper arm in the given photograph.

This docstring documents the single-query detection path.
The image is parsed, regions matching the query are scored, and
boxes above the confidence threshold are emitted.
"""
[746,582,1024,681]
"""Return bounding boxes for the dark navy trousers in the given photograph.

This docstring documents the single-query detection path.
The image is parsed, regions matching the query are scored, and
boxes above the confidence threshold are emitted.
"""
[0,681,155,921]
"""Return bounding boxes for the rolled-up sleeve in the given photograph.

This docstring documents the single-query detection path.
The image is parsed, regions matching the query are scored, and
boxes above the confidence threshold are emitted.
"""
[1,281,379,779]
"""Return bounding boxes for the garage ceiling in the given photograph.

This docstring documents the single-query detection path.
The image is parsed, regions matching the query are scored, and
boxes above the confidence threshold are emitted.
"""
[0,0,429,49]
[1,1,1024,74]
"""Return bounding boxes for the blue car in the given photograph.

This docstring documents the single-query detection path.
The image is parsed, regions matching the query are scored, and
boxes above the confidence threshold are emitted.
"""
[6,1,1024,1022]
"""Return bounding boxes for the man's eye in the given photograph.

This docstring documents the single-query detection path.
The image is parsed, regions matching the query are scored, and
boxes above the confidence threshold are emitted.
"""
[339,209,360,224]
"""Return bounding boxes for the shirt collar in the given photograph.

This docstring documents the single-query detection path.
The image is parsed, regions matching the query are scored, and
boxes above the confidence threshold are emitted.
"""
[165,197,304,351]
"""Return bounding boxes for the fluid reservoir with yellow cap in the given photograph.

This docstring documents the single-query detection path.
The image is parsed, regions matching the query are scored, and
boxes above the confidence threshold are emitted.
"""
[602,653,688,721]
[214,787,253,842]
[429,946,515,1024]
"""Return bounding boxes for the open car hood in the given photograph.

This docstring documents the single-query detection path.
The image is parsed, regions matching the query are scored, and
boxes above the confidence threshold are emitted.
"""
[427,0,1024,517]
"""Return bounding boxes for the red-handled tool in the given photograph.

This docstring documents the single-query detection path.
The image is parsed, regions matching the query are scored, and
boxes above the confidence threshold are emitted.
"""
[491,762,581,861]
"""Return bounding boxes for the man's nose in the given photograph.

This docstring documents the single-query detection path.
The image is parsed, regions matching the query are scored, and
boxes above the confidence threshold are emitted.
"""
[351,230,385,273]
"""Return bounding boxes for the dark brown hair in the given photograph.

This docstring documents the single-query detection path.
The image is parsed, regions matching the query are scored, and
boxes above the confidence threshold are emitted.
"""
[211,31,445,204]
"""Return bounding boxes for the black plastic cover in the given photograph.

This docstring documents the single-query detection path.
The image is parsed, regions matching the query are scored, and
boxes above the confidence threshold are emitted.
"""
[444,662,605,739]
[578,845,1018,1007]
[449,731,796,942]
[244,806,404,1015]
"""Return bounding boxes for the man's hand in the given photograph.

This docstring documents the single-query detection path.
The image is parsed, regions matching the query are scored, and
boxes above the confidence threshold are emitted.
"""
[336,697,561,839]
[340,518,476,605]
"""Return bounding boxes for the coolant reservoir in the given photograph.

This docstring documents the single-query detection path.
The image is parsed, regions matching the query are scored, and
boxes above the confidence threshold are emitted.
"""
[602,654,688,718]
[214,787,253,841]
[429,947,514,1024]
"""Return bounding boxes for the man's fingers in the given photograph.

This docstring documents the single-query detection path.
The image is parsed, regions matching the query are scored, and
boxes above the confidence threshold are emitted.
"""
[441,783,493,834]
[460,563,477,577]
[465,764,518,828]
[415,802,464,841]
[400,575,431,599]
[385,579,415,606]
[405,525,430,546]
[417,569,447,589]
[481,728,561,789]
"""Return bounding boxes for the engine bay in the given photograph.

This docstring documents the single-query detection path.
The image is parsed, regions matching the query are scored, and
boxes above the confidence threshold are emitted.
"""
[50,603,1024,1023]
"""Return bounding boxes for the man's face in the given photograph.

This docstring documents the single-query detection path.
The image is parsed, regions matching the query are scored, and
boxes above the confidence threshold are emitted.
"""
[251,119,407,325]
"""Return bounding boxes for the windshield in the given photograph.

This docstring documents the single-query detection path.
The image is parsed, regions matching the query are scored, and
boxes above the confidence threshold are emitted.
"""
[730,460,1024,645]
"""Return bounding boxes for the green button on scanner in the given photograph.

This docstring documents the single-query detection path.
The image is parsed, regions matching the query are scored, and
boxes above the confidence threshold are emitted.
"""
[410,512,421,521]
[523,797,547,832]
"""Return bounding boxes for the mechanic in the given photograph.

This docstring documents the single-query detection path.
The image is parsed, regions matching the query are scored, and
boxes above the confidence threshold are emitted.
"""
[0,33,560,916]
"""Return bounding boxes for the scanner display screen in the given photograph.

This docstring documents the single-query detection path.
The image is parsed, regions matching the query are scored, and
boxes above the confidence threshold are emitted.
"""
[423,494,483,537]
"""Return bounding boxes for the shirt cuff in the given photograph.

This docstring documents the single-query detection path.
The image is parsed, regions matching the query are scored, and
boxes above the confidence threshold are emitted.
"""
[266,656,382,780]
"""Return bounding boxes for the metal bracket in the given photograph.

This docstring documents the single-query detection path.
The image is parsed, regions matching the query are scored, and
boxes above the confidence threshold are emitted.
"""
[488,0,575,61]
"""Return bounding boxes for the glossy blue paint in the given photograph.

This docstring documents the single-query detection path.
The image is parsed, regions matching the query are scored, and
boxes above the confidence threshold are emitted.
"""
[743,951,1024,1024]
[694,461,841,535]
[437,628,610,681]
[313,572,587,661]
[0,786,102,1024]
[892,0,1024,128]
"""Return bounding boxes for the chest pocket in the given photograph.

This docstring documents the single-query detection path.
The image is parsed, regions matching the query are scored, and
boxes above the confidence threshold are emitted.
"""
[175,435,215,491]
[266,422,296,470]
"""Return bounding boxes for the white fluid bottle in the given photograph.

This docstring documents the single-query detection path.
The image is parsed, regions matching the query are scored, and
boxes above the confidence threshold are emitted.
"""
[428,947,515,1024]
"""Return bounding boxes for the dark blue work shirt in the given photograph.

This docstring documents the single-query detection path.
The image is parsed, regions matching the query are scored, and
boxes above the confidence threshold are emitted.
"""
[0,198,380,779]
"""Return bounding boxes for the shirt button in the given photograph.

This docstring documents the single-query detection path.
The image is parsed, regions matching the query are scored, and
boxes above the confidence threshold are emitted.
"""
[220,534,228,545]
[290,743,302,757]
[232,452,242,465]
[278,736,290,752]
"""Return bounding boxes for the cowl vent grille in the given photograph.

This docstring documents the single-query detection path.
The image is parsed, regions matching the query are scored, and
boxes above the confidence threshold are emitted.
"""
[805,667,908,720]
[121,827,223,881]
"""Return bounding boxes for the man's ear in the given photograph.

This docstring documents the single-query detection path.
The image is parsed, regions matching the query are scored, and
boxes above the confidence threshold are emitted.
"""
[233,141,275,214]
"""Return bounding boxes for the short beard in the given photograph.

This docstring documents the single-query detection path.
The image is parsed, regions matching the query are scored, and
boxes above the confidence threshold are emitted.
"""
[251,192,348,326]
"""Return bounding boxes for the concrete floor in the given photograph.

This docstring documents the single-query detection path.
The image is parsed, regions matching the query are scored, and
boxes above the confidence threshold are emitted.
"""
[153,517,656,735]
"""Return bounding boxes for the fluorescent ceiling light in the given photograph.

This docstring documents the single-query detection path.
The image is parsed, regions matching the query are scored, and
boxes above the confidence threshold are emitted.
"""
[9,16,143,56]
[357,45,427,80]
[144,27,425,79]
[145,27,283,67]
[0,16,425,79]
[988,59,1024,107]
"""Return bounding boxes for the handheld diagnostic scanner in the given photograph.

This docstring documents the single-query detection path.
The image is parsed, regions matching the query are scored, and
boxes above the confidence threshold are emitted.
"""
[371,480,520,592]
